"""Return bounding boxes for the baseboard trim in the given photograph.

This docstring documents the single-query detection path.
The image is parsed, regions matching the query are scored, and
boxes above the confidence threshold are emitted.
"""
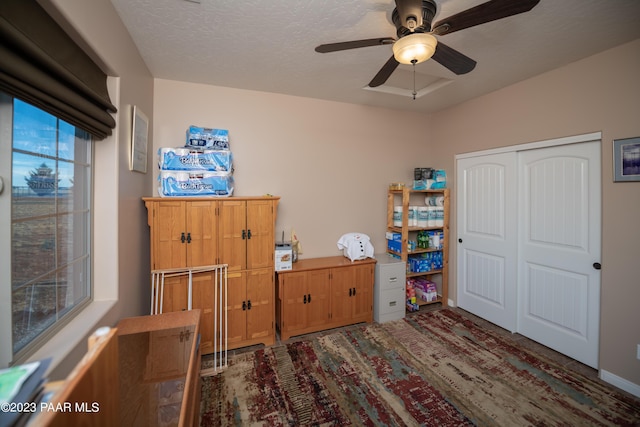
[600,369,640,398]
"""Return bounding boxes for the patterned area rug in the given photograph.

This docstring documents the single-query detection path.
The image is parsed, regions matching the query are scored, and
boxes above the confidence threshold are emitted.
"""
[200,309,640,426]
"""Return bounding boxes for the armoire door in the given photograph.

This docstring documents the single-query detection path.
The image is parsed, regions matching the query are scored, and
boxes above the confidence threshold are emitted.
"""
[246,200,275,270]
[219,200,247,271]
[456,152,518,331]
[518,141,601,368]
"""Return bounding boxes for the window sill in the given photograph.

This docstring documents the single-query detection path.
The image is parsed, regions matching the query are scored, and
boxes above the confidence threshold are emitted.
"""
[25,299,117,376]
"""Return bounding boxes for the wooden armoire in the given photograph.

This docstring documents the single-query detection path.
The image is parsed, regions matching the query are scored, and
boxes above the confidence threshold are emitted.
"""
[143,196,279,353]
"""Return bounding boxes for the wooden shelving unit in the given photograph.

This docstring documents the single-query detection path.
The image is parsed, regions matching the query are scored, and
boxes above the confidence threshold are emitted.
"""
[386,188,449,308]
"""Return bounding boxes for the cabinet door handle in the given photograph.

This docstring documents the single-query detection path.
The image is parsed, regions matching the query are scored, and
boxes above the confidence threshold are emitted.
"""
[389,277,397,282]
[348,288,352,297]
[186,232,191,243]
[303,294,307,304]
[242,301,247,311]
[242,230,246,240]
[307,294,311,303]
[247,300,252,310]
[353,287,356,296]
[247,229,252,239]
[181,232,186,243]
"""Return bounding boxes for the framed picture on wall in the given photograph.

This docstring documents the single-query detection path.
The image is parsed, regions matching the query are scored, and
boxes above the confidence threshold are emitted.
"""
[130,105,149,173]
[613,137,640,182]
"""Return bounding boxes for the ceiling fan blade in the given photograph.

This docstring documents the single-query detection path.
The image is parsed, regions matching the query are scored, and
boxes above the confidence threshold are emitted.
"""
[432,0,540,36]
[431,42,476,75]
[369,55,400,87]
[315,37,395,53]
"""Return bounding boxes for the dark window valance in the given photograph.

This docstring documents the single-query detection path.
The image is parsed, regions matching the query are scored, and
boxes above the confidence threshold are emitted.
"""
[0,0,116,139]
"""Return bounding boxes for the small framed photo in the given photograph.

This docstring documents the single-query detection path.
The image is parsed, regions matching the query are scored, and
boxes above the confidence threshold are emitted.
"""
[613,137,640,182]
[130,105,149,173]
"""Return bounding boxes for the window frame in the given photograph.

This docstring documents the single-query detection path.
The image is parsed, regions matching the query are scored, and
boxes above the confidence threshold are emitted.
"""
[1,93,94,365]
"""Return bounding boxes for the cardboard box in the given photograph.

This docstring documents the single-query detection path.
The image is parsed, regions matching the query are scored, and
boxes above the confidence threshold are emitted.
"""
[385,232,401,241]
[387,239,402,254]
[275,243,292,271]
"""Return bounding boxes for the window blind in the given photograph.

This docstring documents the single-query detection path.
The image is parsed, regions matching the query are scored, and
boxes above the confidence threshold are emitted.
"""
[0,0,117,139]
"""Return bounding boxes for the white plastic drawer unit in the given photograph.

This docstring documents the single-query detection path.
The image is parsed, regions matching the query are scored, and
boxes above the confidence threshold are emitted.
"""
[374,254,406,323]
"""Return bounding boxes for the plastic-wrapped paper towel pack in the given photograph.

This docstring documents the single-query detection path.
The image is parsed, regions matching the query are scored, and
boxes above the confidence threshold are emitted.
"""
[158,125,234,197]
[158,148,233,172]
[413,169,447,190]
[186,126,229,150]
[158,172,234,197]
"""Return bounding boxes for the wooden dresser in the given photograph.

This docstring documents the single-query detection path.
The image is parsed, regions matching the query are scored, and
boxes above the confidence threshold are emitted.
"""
[32,310,201,427]
[276,256,376,341]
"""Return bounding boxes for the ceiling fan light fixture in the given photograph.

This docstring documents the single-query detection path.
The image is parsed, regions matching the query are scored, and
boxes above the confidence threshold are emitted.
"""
[392,33,437,65]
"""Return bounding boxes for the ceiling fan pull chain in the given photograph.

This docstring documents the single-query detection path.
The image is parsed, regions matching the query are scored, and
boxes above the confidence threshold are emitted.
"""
[412,59,417,100]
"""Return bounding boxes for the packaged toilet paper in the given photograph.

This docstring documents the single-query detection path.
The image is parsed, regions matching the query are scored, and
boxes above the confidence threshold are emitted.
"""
[158,171,234,197]
[158,147,233,172]
[431,169,447,189]
[186,126,229,150]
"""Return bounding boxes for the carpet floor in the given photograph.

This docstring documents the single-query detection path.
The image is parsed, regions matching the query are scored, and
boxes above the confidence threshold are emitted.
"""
[200,308,640,426]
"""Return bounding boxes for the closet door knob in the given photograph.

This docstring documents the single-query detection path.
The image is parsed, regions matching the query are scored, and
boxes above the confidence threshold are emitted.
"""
[458,238,463,243]
[593,262,601,270]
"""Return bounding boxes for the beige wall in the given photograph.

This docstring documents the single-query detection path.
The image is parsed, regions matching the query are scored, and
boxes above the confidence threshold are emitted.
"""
[153,82,431,257]
[42,0,154,379]
[430,39,640,387]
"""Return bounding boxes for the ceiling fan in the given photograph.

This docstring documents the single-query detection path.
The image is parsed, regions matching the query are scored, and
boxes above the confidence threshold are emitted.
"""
[315,0,540,88]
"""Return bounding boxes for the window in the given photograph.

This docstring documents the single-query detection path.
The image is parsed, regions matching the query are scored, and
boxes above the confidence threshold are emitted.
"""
[2,94,92,361]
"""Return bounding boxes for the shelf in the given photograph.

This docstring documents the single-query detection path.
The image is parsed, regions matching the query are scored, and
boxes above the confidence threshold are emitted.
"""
[417,296,443,306]
[388,189,446,195]
[387,225,445,233]
[407,269,443,278]
[387,187,449,310]
[408,249,442,255]
[387,249,441,257]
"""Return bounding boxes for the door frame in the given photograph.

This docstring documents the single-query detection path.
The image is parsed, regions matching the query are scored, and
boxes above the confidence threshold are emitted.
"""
[456,132,602,161]
[454,132,602,355]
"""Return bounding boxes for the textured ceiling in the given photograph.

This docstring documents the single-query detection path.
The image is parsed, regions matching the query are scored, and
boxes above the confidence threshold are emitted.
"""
[108,0,640,113]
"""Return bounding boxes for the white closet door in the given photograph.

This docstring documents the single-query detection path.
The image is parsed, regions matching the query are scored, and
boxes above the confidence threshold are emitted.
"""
[518,141,601,368]
[456,153,518,331]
